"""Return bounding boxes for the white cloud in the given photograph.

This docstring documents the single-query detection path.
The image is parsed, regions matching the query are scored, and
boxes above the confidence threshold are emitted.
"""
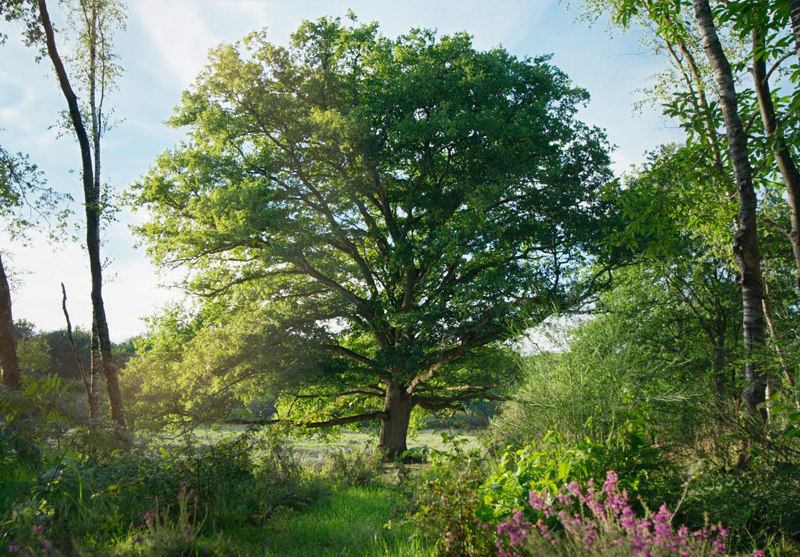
[3,227,181,341]
[132,1,221,87]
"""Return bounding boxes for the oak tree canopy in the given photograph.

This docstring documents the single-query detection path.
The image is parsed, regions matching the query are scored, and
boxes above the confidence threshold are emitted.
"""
[130,16,616,456]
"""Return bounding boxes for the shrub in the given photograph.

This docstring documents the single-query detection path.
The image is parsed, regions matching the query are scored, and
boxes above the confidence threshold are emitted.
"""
[479,429,667,523]
[496,470,765,557]
[115,483,234,557]
[405,435,495,557]
[0,430,316,554]
[679,460,800,552]
[489,315,705,454]
[321,446,383,489]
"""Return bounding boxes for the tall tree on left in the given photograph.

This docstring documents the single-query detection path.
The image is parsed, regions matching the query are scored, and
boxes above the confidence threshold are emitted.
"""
[1,142,63,390]
[0,251,21,390]
[0,0,128,427]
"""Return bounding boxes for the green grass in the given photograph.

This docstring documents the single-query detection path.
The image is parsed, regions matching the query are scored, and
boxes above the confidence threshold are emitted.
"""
[226,486,432,557]
[170,426,481,464]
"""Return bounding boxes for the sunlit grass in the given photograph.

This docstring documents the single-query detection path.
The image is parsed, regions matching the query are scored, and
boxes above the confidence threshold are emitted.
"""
[227,486,433,557]
[159,426,481,464]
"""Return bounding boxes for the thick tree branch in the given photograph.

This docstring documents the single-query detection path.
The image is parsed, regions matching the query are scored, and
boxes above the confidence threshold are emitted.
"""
[323,344,379,369]
[227,410,388,428]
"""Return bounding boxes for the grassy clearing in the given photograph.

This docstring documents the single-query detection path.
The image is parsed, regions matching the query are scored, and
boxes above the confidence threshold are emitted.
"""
[257,486,430,557]
[165,426,481,463]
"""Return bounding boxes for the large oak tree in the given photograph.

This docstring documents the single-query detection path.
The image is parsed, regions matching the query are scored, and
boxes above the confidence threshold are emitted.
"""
[131,17,616,456]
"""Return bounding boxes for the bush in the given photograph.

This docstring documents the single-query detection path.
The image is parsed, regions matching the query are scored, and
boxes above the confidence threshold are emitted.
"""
[490,315,704,453]
[496,470,765,557]
[0,430,315,554]
[404,435,496,557]
[114,483,234,557]
[321,446,383,489]
[479,429,668,523]
[679,460,800,552]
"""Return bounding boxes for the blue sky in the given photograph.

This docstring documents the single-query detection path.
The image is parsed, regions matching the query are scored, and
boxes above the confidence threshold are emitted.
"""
[0,0,679,340]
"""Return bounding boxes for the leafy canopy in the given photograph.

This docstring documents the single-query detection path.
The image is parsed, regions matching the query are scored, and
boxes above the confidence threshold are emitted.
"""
[129,16,616,425]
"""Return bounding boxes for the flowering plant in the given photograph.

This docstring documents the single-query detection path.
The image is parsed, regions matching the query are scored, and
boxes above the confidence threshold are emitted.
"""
[496,470,765,557]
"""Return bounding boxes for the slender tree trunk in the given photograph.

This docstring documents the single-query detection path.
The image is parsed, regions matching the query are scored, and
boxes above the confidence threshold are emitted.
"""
[693,0,767,423]
[761,265,798,410]
[89,327,101,419]
[713,340,727,398]
[378,381,414,459]
[37,0,126,429]
[62,282,98,418]
[753,28,800,291]
[790,0,800,63]
[0,254,22,391]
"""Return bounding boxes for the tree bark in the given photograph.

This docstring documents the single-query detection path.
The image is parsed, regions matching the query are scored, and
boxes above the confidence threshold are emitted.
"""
[36,0,126,429]
[378,381,415,460]
[752,28,800,291]
[713,340,727,399]
[0,254,22,391]
[89,328,101,419]
[693,0,767,423]
[790,0,800,65]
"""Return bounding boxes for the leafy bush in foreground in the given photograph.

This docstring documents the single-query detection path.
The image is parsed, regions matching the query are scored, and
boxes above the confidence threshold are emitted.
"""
[404,436,495,557]
[479,429,667,523]
[0,431,315,555]
[321,446,383,489]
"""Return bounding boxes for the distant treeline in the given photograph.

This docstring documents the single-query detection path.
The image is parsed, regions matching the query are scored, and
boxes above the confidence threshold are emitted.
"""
[13,320,137,380]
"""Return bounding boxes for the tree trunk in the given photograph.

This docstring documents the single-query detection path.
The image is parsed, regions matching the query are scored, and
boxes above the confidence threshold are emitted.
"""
[62,282,99,418]
[761,266,798,410]
[752,28,800,291]
[713,340,727,399]
[790,0,800,65]
[378,381,414,460]
[37,0,126,429]
[89,327,101,420]
[693,0,767,423]
[0,254,22,391]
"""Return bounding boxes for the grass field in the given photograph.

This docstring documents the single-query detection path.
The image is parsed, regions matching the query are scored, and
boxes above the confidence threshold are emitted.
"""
[161,426,482,464]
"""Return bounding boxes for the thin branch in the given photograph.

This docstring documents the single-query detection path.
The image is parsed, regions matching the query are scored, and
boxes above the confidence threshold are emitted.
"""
[61,282,90,400]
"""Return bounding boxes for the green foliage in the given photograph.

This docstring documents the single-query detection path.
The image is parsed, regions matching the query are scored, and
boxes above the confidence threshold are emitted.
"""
[127,14,618,443]
[0,430,317,555]
[321,446,383,489]
[681,461,800,551]
[478,430,663,523]
[0,142,68,240]
[491,313,706,452]
[114,484,234,557]
[402,435,495,557]
[12,320,137,381]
